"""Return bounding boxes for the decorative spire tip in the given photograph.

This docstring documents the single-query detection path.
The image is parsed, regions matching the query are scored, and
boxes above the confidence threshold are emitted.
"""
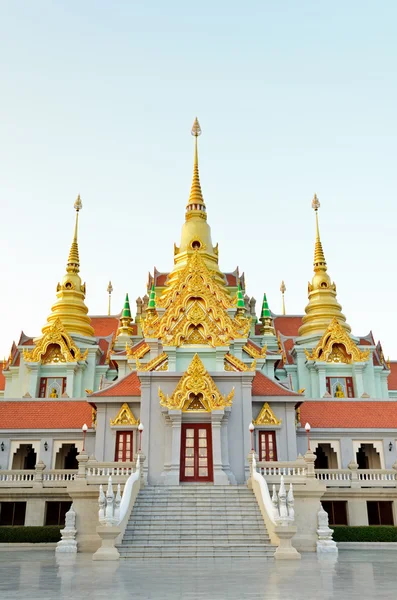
[312,194,320,211]
[191,117,202,137]
[74,194,82,212]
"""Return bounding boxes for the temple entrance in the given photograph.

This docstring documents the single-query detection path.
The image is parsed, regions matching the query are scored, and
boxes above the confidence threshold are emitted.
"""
[180,424,213,482]
[258,431,277,461]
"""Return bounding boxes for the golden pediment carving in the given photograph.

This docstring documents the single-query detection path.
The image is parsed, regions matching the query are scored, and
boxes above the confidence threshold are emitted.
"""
[23,319,88,364]
[126,342,150,360]
[304,318,370,364]
[224,353,256,372]
[110,403,139,426]
[135,352,168,372]
[142,251,251,347]
[158,353,234,412]
[243,343,267,359]
[253,402,282,426]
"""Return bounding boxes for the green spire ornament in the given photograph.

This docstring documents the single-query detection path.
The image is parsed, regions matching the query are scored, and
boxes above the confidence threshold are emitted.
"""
[260,293,275,335]
[117,293,134,337]
[147,284,157,312]
[122,293,132,319]
[236,284,245,315]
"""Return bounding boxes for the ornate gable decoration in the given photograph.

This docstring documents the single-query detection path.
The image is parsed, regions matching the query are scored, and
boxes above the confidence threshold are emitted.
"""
[253,402,282,426]
[110,403,139,426]
[23,318,88,364]
[142,251,251,347]
[126,342,150,360]
[224,353,256,372]
[158,353,234,412]
[136,352,168,372]
[304,318,370,364]
[243,343,267,360]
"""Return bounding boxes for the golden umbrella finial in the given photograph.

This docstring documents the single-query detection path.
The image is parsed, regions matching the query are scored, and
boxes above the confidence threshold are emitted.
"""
[312,193,320,212]
[74,194,83,212]
[280,281,286,315]
[107,281,113,316]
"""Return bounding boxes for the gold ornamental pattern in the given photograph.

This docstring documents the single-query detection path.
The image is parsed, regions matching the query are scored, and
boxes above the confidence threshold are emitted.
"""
[253,402,282,426]
[158,353,234,412]
[304,318,370,364]
[23,318,88,364]
[142,251,251,347]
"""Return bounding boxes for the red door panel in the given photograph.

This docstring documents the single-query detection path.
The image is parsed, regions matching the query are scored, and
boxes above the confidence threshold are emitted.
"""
[115,431,133,462]
[180,424,213,482]
[259,431,277,461]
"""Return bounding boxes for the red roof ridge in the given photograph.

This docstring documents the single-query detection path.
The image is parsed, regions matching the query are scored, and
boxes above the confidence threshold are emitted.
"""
[90,371,141,397]
[252,371,301,397]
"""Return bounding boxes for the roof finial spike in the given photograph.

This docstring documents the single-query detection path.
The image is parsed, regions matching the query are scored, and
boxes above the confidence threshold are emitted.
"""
[186,118,206,213]
[311,194,326,269]
[67,195,82,274]
[107,281,113,316]
[280,281,286,315]
[147,284,157,312]
[260,293,275,336]
[236,284,245,316]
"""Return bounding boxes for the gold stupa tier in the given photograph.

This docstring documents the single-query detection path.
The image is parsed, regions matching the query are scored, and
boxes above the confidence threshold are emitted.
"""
[42,197,94,339]
[298,195,351,338]
[171,118,225,288]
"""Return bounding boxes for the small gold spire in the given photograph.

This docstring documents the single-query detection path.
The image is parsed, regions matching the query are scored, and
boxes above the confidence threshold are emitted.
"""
[107,281,113,316]
[298,195,350,338]
[280,281,286,315]
[67,195,82,274]
[187,117,205,210]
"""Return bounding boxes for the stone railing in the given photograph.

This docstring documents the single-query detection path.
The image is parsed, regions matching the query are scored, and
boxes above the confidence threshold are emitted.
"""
[256,459,307,482]
[0,470,36,485]
[315,464,397,488]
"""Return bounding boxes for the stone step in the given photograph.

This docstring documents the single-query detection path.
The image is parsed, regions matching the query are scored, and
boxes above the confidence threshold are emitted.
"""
[122,537,270,544]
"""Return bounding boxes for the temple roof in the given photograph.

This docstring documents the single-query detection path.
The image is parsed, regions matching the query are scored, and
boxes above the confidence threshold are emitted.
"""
[252,372,300,397]
[0,401,93,429]
[90,371,141,397]
[388,362,397,390]
[300,401,397,428]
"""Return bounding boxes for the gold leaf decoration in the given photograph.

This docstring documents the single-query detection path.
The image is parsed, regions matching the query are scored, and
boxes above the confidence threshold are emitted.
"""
[110,403,139,426]
[23,318,88,364]
[253,402,282,426]
[305,318,370,364]
[158,353,234,412]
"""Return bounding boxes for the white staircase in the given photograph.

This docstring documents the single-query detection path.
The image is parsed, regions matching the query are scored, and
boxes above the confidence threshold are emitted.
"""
[118,485,275,558]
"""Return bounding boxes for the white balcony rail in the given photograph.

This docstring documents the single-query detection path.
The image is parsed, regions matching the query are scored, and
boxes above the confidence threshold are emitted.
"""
[256,460,307,479]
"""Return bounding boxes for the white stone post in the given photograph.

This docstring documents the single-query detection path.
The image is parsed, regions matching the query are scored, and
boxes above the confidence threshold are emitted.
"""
[211,410,229,485]
[316,503,338,553]
[56,504,77,553]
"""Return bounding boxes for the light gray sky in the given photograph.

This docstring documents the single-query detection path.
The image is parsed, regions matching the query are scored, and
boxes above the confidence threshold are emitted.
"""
[0,1,396,358]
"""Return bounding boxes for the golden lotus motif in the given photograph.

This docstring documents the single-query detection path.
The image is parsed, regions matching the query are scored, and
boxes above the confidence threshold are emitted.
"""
[253,402,282,426]
[142,251,250,347]
[304,318,370,364]
[23,318,88,364]
[158,353,234,412]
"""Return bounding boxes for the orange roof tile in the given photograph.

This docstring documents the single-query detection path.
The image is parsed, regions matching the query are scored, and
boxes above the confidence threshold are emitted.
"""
[252,372,300,397]
[388,363,397,390]
[90,371,141,397]
[0,401,93,429]
[300,401,397,428]
[91,316,120,337]
[274,316,303,337]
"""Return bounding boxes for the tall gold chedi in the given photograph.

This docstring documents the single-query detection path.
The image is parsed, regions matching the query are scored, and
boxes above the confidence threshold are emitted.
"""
[170,118,225,288]
[298,195,351,338]
[42,197,95,338]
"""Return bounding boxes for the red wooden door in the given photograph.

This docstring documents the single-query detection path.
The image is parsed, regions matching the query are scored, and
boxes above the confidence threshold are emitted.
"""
[180,424,213,482]
[259,431,277,461]
[115,431,133,462]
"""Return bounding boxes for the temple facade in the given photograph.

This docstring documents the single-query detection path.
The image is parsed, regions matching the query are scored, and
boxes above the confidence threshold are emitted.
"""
[1,119,397,539]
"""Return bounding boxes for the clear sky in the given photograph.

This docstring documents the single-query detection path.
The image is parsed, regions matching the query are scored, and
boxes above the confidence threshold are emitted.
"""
[0,1,396,358]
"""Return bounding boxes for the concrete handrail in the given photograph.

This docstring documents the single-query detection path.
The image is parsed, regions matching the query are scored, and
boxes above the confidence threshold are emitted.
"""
[116,455,141,542]
[250,454,279,546]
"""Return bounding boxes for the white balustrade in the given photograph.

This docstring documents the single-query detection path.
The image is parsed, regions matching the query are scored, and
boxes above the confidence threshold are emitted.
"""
[0,471,35,483]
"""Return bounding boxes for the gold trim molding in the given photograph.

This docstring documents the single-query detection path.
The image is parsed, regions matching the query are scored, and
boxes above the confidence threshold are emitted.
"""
[110,403,139,426]
[243,344,267,359]
[158,353,234,412]
[253,402,282,426]
[23,318,88,364]
[224,353,256,372]
[136,352,168,372]
[304,318,370,364]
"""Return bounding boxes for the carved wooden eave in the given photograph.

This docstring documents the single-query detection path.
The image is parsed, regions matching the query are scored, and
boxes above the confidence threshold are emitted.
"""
[158,353,234,412]
[141,251,251,348]
[243,343,267,360]
[136,352,168,372]
[224,353,256,372]
[110,403,139,426]
[22,318,88,364]
[126,342,150,360]
[253,402,282,426]
[304,318,370,364]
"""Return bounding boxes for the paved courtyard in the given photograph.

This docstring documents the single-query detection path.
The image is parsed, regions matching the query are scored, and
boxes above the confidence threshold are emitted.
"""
[0,550,396,600]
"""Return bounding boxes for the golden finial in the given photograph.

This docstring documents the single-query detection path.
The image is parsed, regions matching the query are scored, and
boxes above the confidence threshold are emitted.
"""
[280,280,286,315]
[2,357,6,369]
[187,117,205,210]
[191,117,202,137]
[67,195,82,273]
[107,281,113,316]
[311,194,326,268]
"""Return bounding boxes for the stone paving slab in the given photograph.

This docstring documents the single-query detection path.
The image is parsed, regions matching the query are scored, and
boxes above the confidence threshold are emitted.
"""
[0,551,397,599]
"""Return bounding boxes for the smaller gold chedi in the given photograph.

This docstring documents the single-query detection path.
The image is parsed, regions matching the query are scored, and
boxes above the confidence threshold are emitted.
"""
[42,197,94,338]
[298,195,351,338]
[170,118,225,288]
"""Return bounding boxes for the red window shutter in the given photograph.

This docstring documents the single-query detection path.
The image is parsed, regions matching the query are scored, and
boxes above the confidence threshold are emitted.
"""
[39,378,47,398]
[346,377,354,398]
[62,378,67,394]
[326,377,331,395]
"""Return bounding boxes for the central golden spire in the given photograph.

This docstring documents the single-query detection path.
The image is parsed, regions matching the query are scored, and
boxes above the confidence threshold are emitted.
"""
[171,118,225,287]
[298,195,350,338]
[186,118,206,214]
[42,197,94,339]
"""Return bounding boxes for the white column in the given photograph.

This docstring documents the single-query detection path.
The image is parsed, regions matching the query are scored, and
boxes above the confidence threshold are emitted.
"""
[317,366,327,397]
[66,365,77,397]
[353,364,365,397]
[220,407,236,484]
[211,410,229,485]
[28,364,40,397]
[163,410,182,485]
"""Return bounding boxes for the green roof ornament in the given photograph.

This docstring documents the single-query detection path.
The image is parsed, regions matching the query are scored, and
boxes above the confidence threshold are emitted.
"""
[147,284,157,311]
[122,293,132,319]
